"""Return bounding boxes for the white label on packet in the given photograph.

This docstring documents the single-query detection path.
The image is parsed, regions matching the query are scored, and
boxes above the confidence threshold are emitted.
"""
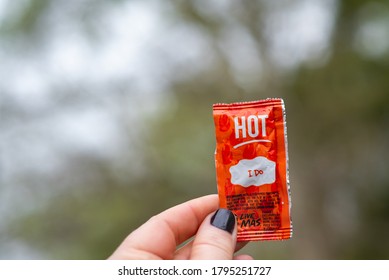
[229,156,276,187]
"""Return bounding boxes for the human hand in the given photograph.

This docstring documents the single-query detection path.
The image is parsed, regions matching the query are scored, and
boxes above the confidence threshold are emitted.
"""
[108,194,253,260]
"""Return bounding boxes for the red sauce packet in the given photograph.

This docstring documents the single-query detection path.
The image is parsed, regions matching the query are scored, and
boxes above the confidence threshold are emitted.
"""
[213,98,292,241]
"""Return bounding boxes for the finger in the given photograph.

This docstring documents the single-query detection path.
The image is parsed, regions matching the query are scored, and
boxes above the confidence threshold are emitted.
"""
[190,208,237,260]
[234,254,254,260]
[174,239,249,260]
[109,194,219,260]
[174,239,193,260]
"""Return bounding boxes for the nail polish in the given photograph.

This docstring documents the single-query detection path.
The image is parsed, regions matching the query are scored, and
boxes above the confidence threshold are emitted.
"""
[210,209,235,234]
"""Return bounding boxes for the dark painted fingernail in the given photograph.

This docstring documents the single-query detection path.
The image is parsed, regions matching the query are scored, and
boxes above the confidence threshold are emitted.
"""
[210,209,235,234]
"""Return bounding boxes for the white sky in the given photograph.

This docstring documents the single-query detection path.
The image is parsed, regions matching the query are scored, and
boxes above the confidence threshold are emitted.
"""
[0,0,6,22]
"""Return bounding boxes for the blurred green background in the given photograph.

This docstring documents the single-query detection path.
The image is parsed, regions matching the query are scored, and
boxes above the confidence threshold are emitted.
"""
[1,0,389,259]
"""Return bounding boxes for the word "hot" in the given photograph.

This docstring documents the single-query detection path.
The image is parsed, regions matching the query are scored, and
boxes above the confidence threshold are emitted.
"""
[234,115,268,139]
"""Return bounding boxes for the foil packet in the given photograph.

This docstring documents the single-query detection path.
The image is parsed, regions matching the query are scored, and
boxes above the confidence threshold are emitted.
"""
[213,98,292,241]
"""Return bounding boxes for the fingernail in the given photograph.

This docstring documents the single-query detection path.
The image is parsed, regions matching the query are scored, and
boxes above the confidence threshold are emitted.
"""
[210,209,235,234]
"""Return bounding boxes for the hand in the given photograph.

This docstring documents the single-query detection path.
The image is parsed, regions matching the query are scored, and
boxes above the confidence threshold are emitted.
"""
[108,194,253,260]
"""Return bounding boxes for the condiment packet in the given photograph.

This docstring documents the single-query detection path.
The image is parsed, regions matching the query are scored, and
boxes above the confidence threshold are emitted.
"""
[213,98,292,241]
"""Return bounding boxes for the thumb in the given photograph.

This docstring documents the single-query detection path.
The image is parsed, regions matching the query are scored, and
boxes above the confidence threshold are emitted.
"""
[190,208,237,260]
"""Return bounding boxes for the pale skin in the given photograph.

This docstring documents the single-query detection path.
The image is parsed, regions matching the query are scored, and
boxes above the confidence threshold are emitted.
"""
[109,194,253,260]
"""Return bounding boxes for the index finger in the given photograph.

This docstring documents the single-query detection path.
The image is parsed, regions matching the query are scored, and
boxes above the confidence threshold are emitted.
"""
[109,194,219,260]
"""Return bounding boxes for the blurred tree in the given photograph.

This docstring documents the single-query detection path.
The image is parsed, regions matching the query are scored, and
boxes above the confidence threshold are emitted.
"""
[288,0,389,259]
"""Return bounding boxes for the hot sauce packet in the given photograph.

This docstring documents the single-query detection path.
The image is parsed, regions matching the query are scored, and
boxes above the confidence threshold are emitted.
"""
[213,98,292,241]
